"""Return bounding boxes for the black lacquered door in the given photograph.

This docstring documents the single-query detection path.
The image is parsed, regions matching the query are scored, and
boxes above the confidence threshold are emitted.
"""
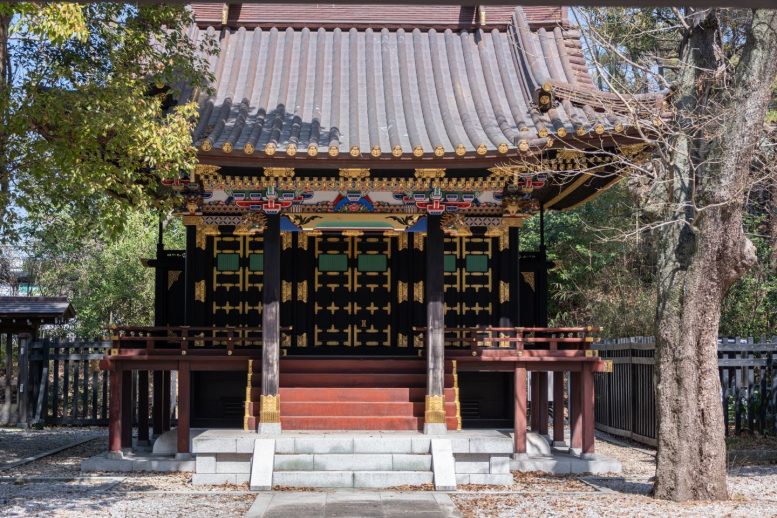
[310,234,397,353]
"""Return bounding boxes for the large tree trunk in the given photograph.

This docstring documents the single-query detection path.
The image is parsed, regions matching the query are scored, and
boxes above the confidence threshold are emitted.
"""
[652,9,777,501]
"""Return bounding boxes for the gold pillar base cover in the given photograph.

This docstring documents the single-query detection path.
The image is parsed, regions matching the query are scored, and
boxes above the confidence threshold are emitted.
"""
[259,394,281,423]
[424,395,447,424]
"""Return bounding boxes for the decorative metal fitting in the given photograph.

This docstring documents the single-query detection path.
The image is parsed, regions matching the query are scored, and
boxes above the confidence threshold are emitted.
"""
[350,146,360,157]
[286,143,297,156]
[264,142,277,156]
[200,139,213,152]
[412,146,424,157]
[328,145,339,157]
[371,145,381,157]
[307,144,318,157]
[392,145,403,157]
[222,142,233,153]
[498,142,509,154]
[434,146,445,157]
[455,144,466,156]
[243,143,255,154]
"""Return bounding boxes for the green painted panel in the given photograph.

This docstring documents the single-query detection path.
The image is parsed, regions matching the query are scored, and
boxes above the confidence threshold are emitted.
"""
[357,254,387,272]
[444,254,457,272]
[465,254,489,272]
[318,254,348,272]
[249,253,264,272]
[217,253,240,272]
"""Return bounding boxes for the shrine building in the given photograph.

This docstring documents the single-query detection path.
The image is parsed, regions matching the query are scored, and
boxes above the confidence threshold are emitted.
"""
[101,3,658,481]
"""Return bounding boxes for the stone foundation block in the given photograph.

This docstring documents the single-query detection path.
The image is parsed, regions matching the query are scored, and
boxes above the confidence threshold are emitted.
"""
[272,471,353,488]
[313,454,393,471]
[391,454,432,471]
[192,473,237,485]
[274,454,314,471]
[353,471,433,488]
[195,454,216,474]
[215,453,251,474]
[353,437,412,454]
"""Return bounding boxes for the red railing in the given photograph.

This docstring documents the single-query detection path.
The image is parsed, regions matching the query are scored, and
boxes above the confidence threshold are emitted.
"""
[110,326,293,356]
[412,326,602,354]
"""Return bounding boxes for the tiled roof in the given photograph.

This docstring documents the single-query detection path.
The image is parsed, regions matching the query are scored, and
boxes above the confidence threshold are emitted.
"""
[187,6,661,162]
[0,297,75,320]
[190,3,568,30]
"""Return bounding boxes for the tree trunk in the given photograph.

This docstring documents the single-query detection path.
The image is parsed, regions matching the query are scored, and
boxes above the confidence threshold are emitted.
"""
[652,9,777,501]
[0,14,9,216]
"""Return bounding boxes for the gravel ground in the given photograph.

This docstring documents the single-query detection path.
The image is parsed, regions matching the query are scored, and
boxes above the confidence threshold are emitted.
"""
[453,433,777,517]
[0,427,104,469]
[1,428,776,517]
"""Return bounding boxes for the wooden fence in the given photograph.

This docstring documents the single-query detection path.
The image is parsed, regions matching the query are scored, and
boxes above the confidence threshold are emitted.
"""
[593,336,777,446]
[27,339,112,426]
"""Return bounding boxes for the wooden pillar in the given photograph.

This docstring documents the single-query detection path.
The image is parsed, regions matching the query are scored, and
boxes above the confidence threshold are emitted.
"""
[514,365,527,456]
[177,362,191,456]
[17,334,29,427]
[510,227,521,327]
[553,372,565,446]
[4,333,12,425]
[162,370,171,431]
[152,370,163,436]
[424,214,446,434]
[570,371,582,452]
[137,370,149,444]
[108,365,122,453]
[581,363,595,456]
[538,371,549,436]
[259,214,281,433]
[121,370,132,449]
[184,224,197,325]
[530,372,539,431]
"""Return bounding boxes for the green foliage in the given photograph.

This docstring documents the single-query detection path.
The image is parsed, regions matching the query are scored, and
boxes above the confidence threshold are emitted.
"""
[24,209,184,337]
[521,184,657,337]
[0,3,216,240]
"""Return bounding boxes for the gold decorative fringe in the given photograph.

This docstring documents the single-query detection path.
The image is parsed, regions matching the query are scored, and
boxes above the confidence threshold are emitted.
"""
[424,395,447,424]
[452,360,462,431]
[259,394,281,423]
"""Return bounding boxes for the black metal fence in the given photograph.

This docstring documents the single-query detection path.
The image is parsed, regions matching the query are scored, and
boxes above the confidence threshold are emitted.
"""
[594,336,777,447]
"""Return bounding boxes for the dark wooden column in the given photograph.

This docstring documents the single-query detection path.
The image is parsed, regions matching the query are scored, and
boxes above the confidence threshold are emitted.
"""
[108,365,122,454]
[3,333,11,424]
[537,205,548,326]
[553,372,566,446]
[570,371,582,453]
[424,215,446,433]
[514,364,527,456]
[509,227,521,327]
[538,371,549,436]
[152,370,163,437]
[137,370,149,444]
[17,334,29,427]
[184,224,197,325]
[120,370,133,449]
[259,214,281,434]
[177,361,191,456]
[162,370,171,431]
[581,363,596,456]
[530,372,539,431]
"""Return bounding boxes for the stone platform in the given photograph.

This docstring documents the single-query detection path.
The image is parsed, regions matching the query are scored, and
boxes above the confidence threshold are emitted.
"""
[81,429,621,488]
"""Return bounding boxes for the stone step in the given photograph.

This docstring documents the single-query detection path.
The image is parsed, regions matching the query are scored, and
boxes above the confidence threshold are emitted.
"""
[454,454,511,474]
[274,453,432,472]
[455,473,514,486]
[272,471,434,489]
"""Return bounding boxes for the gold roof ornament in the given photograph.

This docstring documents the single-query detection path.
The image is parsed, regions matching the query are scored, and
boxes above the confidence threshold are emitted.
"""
[263,168,295,179]
[339,168,370,179]
[328,145,339,157]
[594,124,605,135]
[371,145,381,157]
[350,146,360,157]
[575,126,586,136]
[518,140,530,152]
[392,145,403,157]
[243,143,255,154]
[307,144,318,157]
[434,146,445,157]
[200,139,213,151]
[286,143,297,156]
[498,142,509,154]
[264,142,277,155]
[222,142,233,153]
[476,144,487,156]
[413,146,424,157]
[455,144,466,156]
[538,127,549,138]
[556,127,567,138]
[414,168,446,179]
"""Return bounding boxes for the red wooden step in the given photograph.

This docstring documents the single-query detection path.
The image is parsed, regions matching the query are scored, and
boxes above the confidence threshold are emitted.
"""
[275,387,457,402]
[279,373,454,388]
[278,401,457,417]
[278,358,456,373]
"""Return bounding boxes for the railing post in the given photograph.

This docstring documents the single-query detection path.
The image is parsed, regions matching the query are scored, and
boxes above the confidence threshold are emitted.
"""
[552,371,566,447]
[137,370,150,445]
